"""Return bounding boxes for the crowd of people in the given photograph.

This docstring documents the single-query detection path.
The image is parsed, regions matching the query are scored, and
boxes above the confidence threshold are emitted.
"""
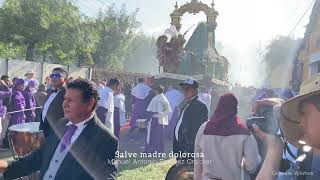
[0,72,43,143]
[0,67,319,180]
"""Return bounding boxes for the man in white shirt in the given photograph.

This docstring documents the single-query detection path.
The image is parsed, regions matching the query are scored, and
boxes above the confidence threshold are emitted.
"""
[114,91,126,139]
[96,78,120,134]
[0,79,118,180]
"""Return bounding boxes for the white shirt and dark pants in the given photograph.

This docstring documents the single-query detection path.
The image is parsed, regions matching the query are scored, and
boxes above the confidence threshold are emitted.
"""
[40,87,66,137]
[97,87,114,133]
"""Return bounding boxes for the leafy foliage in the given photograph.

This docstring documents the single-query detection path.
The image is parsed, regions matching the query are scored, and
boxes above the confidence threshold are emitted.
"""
[262,36,301,78]
[123,33,158,74]
[0,0,82,63]
[93,4,139,70]
[0,41,24,58]
[0,0,141,69]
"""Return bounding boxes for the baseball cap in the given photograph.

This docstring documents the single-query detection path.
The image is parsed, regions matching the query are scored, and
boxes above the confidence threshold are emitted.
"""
[179,78,199,89]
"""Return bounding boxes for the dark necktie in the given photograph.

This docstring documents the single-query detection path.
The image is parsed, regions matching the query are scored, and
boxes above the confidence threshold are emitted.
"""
[51,88,59,93]
[60,124,78,153]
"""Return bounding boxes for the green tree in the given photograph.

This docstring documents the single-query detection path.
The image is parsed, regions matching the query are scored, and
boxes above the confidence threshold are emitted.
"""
[262,36,301,78]
[0,0,82,63]
[0,41,24,58]
[93,4,140,70]
[75,18,100,66]
[0,1,141,68]
[124,33,158,74]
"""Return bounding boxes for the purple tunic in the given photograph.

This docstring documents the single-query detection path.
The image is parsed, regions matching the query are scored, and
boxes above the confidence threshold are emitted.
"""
[144,116,165,153]
[130,98,148,129]
[22,89,36,122]
[9,90,26,126]
[130,93,154,130]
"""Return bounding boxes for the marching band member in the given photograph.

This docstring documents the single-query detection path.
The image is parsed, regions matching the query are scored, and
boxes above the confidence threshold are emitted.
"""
[9,79,26,126]
[41,67,67,137]
[0,79,118,180]
[22,80,37,122]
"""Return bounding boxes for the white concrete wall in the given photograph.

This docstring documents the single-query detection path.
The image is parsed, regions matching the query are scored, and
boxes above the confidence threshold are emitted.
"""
[0,59,90,83]
[0,59,6,75]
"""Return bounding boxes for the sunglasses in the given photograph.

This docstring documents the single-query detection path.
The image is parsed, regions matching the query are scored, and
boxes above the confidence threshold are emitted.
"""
[50,73,64,79]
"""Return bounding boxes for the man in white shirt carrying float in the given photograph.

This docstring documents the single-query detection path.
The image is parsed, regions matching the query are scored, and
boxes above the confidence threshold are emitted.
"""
[96,78,120,134]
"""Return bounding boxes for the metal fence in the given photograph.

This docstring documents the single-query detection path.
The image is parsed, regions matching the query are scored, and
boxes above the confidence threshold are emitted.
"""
[0,58,92,83]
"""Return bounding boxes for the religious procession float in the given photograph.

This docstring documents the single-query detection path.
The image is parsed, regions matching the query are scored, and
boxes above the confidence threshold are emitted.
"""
[154,0,231,93]
[159,1,231,179]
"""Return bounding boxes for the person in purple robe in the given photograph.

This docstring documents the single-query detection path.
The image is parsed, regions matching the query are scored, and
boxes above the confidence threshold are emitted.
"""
[9,79,26,126]
[22,80,37,122]
[144,85,172,153]
[130,78,152,132]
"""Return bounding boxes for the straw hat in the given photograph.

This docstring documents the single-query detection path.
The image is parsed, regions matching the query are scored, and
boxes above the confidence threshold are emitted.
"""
[25,70,35,76]
[280,73,320,148]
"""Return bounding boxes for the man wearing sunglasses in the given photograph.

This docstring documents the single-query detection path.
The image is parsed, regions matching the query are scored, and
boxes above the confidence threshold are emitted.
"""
[40,67,68,137]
